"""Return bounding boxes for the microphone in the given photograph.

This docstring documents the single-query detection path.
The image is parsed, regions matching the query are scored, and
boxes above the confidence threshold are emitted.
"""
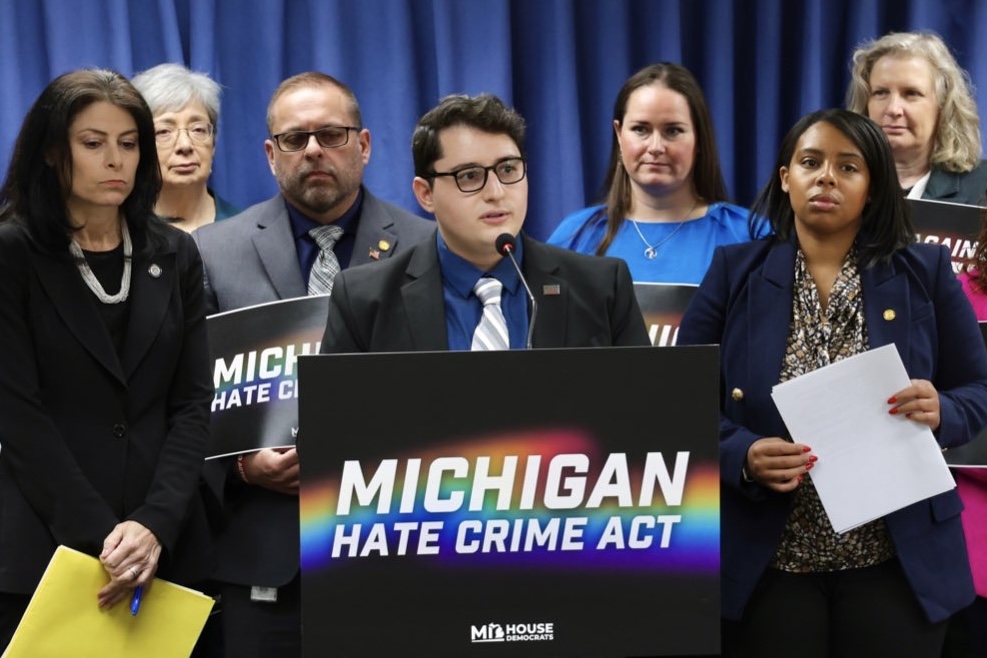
[496,233,538,349]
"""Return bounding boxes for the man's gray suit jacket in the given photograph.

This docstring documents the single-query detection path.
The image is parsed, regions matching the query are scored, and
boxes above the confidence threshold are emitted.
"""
[192,188,434,587]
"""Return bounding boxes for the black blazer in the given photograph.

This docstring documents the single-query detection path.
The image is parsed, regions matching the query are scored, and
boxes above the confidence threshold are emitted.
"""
[923,161,987,206]
[321,232,650,352]
[0,220,214,593]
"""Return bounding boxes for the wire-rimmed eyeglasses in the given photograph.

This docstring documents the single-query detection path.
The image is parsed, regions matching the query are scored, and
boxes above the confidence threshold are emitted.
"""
[154,123,214,147]
[272,126,359,152]
[429,157,527,193]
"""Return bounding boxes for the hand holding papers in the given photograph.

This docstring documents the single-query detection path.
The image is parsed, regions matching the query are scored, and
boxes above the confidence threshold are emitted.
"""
[206,296,328,459]
[4,546,213,658]
[770,344,956,533]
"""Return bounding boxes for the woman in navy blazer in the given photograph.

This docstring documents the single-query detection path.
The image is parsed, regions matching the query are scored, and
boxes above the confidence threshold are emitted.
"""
[0,70,215,652]
[679,109,987,658]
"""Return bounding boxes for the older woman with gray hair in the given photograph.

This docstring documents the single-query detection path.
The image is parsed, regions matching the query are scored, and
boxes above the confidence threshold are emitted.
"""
[132,63,239,231]
[846,31,987,206]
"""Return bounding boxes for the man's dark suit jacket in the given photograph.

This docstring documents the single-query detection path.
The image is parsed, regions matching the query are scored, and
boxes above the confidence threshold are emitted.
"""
[320,232,650,352]
[193,188,434,588]
[678,237,987,624]
[0,220,215,593]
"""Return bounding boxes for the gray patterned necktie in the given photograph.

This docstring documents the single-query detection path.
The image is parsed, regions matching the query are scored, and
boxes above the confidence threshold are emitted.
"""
[471,277,509,351]
[308,225,345,296]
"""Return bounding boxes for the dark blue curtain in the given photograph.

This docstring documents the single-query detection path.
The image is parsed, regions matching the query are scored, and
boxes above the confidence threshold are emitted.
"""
[2,0,985,239]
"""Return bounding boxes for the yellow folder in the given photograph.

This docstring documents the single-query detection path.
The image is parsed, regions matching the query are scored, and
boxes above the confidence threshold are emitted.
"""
[4,545,214,658]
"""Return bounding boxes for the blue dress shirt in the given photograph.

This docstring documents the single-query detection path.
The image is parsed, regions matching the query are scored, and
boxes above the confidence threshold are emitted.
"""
[436,232,529,350]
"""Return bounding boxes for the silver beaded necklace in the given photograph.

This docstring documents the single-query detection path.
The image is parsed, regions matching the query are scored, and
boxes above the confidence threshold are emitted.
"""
[68,220,132,304]
[628,199,700,259]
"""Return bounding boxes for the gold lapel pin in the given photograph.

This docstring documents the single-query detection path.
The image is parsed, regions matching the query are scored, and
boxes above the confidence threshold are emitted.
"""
[370,239,391,261]
[883,309,896,321]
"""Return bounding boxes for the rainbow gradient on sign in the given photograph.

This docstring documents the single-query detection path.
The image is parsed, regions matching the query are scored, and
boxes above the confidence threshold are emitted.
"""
[300,427,718,574]
[210,330,320,401]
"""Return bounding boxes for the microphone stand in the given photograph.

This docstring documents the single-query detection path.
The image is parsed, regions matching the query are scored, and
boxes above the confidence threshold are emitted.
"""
[497,235,538,350]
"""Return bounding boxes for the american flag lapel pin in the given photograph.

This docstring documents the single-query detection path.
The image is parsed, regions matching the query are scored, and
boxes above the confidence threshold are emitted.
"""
[542,284,561,295]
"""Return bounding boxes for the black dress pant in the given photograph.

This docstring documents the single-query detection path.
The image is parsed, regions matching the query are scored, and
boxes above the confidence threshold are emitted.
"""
[219,572,301,658]
[724,560,947,658]
[943,595,987,658]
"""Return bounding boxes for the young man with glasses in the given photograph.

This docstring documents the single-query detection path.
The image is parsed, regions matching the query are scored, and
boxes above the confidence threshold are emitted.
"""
[320,93,649,353]
[191,71,433,658]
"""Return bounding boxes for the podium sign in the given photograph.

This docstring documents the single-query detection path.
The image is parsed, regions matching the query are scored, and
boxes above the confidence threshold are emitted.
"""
[298,345,720,657]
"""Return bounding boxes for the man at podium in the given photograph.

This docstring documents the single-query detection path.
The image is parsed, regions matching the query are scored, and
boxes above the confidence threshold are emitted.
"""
[321,93,649,353]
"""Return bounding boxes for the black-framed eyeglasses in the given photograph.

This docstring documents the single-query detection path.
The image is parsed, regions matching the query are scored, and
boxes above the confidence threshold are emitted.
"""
[271,126,359,152]
[154,123,214,147]
[430,158,527,193]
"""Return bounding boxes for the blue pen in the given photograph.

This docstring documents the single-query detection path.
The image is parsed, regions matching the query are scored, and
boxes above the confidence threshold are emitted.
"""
[131,585,143,616]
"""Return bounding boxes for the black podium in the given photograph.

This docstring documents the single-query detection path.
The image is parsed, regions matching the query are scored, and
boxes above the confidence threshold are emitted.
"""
[297,345,720,657]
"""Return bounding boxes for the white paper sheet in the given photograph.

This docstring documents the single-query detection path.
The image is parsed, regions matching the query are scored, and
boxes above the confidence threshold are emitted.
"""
[770,343,955,533]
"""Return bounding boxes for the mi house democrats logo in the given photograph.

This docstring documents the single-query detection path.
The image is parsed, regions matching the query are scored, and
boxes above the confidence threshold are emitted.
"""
[470,621,554,643]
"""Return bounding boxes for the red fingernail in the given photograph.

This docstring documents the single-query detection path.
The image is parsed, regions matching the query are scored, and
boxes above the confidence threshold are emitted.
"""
[905,412,912,418]
[808,455,818,463]
[806,462,814,471]
[888,396,897,404]
[798,474,804,483]
[889,408,898,415]
[802,445,811,453]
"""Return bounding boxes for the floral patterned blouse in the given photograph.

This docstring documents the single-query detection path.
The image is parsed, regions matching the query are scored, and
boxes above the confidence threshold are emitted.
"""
[771,247,895,572]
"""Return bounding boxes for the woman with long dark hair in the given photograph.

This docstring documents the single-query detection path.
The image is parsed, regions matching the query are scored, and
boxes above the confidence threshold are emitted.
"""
[0,68,214,651]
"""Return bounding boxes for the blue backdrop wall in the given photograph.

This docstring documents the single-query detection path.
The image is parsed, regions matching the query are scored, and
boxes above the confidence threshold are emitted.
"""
[2,0,986,239]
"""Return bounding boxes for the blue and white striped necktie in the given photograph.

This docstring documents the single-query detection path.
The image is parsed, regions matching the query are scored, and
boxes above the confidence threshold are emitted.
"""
[471,277,509,351]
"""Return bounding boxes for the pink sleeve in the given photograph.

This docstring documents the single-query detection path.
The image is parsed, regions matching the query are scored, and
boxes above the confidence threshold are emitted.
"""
[958,271,987,321]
